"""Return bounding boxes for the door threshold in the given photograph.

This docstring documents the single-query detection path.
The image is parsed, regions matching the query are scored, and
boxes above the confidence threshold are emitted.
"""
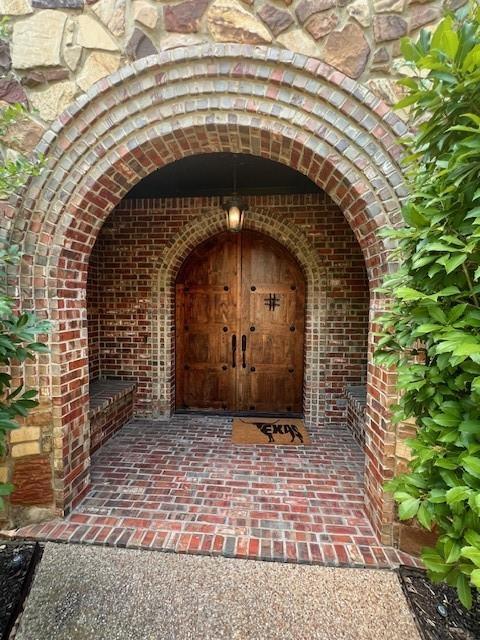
[175,410,304,419]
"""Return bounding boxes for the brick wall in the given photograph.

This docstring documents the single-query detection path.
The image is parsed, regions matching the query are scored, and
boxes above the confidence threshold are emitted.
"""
[346,386,367,449]
[87,244,101,382]
[89,382,136,455]
[87,193,369,424]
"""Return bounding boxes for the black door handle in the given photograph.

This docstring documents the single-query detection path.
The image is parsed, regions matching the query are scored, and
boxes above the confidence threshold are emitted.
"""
[241,334,246,368]
[232,334,236,368]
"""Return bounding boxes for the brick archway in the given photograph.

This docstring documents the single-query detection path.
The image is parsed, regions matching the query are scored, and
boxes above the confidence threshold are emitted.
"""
[151,207,325,426]
[5,44,408,543]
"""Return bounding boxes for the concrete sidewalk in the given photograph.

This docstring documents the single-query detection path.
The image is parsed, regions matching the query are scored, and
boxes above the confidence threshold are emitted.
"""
[16,543,419,640]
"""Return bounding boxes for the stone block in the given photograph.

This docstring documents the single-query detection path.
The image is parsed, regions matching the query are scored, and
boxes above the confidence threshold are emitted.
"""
[133,1,159,29]
[77,14,120,50]
[373,0,405,12]
[10,427,41,444]
[371,46,390,71]
[91,0,126,37]
[32,0,83,6]
[257,4,294,36]
[11,441,41,458]
[77,51,120,91]
[11,454,53,506]
[347,0,371,27]
[0,0,32,14]
[324,23,370,78]
[373,15,407,42]
[207,0,272,44]
[305,11,338,39]
[165,0,209,33]
[125,28,157,61]
[63,45,82,71]
[0,78,27,104]
[295,0,335,24]
[277,28,318,56]
[21,67,69,87]
[160,34,206,50]
[28,80,76,121]
[0,466,9,483]
[12,10,67,69]
[409,4,441,31]
[0,40,11,74]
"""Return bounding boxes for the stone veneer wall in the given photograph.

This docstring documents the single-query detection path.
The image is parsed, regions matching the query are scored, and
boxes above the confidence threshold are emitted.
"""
[0,0,462,152]
[87,193,370,422]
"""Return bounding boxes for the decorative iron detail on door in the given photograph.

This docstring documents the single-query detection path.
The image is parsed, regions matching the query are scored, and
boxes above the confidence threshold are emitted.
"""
[264,293,280,311]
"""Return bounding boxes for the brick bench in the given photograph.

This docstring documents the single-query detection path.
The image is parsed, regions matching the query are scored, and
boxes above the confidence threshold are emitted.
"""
[89,380,136,454]
[346,386,366,449]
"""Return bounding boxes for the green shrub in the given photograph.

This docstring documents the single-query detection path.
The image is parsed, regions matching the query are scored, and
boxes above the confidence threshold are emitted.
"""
[375,2,480,608]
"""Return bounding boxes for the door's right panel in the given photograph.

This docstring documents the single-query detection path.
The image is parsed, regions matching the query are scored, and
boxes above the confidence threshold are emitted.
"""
[239,231,305,413]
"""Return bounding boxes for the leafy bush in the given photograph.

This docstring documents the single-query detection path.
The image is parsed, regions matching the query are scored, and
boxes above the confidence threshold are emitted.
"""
[375,3,480,608]
[0,104,44,199]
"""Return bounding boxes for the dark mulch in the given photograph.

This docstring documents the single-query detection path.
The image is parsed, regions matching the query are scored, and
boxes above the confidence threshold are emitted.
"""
[0,541,41,640]
[399,565,480,640]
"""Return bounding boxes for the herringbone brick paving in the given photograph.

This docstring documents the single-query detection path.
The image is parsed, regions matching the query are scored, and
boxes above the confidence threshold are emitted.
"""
[16,416,418,568]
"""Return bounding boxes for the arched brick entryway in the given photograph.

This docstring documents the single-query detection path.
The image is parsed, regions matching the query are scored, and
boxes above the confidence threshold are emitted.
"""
[6,44,407,544]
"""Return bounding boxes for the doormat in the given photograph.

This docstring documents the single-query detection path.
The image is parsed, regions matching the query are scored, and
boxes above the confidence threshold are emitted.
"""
[232,418,310,445]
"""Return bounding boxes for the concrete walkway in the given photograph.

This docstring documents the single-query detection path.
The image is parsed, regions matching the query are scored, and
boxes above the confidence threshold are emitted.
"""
[16,543,420,640]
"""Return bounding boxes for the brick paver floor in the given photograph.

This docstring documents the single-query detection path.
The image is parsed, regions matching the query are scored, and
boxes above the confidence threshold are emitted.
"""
[15,416,418,569]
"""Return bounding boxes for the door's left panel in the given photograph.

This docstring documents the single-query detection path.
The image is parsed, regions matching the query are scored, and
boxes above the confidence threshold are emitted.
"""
[175,233,239,411]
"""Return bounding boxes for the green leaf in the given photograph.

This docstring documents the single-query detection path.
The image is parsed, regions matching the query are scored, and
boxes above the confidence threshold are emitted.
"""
[433,414,460,427]
[471,569,480,589]
[417,503,433,530]
[457,573,472,609]
[429,489,447,503]
[462,456,480,479]
[461,546,480,568]
[459,419,480,434]
[0,483,14,496]
[446,486,471,505]
[398,497,420,520]
[445,253,467,274]
[462,44,480,71]
[0,419,19,430]
[422,551,450,576]
[445,539,462,564]
[464,529,480,547]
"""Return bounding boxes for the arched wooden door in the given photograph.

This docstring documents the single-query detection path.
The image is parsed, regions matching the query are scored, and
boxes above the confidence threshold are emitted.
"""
[175,230,305,414]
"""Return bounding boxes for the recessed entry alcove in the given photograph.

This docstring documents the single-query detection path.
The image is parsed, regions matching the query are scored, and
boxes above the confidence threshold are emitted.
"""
[87,152,369,434]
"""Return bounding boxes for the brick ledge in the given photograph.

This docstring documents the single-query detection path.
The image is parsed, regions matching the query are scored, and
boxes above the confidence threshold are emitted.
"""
[89,379,137,419]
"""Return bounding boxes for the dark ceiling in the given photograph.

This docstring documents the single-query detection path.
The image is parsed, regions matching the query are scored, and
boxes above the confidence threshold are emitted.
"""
[125,153,320,198]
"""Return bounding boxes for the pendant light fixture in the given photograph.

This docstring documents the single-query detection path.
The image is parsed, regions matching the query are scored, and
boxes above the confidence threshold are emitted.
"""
[222,155,247,232]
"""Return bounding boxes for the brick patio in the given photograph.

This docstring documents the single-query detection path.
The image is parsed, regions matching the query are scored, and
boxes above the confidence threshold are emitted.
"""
[15,416,418,569]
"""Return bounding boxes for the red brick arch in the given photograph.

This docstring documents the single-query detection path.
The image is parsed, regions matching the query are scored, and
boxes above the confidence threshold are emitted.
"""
[7,44,408,543]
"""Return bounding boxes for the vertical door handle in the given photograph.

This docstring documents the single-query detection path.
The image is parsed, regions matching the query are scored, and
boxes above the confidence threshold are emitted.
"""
[241,334,247,368]
[232,334,237,368]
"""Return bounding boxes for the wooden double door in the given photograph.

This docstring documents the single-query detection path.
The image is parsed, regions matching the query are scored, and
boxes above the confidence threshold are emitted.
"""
[175,231,305,414]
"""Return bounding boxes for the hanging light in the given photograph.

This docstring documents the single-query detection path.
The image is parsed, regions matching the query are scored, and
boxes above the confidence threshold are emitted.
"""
[222,156,247,232]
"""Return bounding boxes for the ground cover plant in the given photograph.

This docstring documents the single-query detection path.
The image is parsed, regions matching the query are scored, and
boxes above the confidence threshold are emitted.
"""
[375,1,480,608]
